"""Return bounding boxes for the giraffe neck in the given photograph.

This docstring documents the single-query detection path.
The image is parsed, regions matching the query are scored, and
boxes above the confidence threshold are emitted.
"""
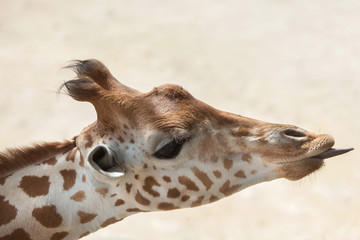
[0,147,137,239]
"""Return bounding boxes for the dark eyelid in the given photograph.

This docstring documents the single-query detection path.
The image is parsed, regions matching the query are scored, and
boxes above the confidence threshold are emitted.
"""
[153,137,190,159]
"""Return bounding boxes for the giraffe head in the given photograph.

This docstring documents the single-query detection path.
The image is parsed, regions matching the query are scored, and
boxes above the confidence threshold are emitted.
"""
[63,59,352,212]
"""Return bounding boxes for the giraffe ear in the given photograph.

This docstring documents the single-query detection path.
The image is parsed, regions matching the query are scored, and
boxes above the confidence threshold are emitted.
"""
[87,144,125,179]
[63,59,140,99]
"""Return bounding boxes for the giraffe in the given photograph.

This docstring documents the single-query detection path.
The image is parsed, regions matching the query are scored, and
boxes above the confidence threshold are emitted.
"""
[0,59,353,240]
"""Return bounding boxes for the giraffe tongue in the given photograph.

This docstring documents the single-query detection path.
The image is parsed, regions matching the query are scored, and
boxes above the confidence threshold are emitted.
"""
[314,148,354,160]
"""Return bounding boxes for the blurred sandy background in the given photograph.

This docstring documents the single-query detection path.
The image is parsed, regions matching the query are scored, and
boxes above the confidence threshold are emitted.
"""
[0,1,359,239]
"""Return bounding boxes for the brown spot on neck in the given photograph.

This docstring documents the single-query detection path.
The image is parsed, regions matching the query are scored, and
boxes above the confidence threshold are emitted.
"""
[77,211,97,224]
[181,195,190,201]
[115,199,125,206]
[125,183,132,193]
[135,191,150,206]
[223,158,233,170]
[19,175,50,198]
[158,202,178,211]
[234,170,246,178]
[32,205,63,228]
[219,180,242,197]
[167,188,181,198]
[70,191,86,202]
[50,232,69,240]
[213,171,222,179]
[241,153,252,163]
[95,188,108,198]
[0,228,31,240]
[79,232,90,238]
[60,169,77,191]
[191,196,205,207]
[143,176,160,197]
[101,217,119,228]
[209,195,219,203]
[126,208,148,212]
[0,195,17,226]
[178,176,199,191]
[162,176,171,183]
[191,167,213,190]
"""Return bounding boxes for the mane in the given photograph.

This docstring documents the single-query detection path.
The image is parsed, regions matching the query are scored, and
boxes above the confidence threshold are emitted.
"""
[0,138,76,176]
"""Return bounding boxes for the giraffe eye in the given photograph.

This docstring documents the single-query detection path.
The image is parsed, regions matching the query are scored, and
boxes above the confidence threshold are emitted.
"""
[154,139,187,159]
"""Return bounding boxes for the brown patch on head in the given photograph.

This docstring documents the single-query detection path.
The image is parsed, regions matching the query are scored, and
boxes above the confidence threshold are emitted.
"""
[77,211,97,224]
[42,157,57,165]
[0,228,31,240]
[178,176,199,191]
[143,163,148,169]
[0,140,75,176]
[100,217,118,228]
[241,153,252,163]
[110,193,117,197]
[82,174,86,182]
[192,167,213,190]
[95,188,108,198]
[19,175,50,197]
[135,191,150,206]
[251,170,257,175]
[130,139,135,144]
[219,180,242,197]
[125,183,132,193]
[32,205,63,228]
[163,176,171,183]
[66,148,77,162]
[60,169,77,191]
[0,195,17,226]
[135,174,139,180]
[118,136,125,143]
[84,134,93,148]
[191,196,205,207]
[167,188,181,198]
[50,232,69,240]
[70,191,86,202]
[158,202,178,211]
[115,199,125,206]
[143,176,160,197]
[234,170,246,178]
[213,171,222,179]
[223,158,233,170]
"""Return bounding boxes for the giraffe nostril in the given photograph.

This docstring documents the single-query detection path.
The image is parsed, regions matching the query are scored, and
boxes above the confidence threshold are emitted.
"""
[283,129,307,138]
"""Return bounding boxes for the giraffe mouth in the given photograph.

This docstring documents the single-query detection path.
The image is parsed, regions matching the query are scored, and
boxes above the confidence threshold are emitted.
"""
[278,147,353,181]
[309,148,353,160]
